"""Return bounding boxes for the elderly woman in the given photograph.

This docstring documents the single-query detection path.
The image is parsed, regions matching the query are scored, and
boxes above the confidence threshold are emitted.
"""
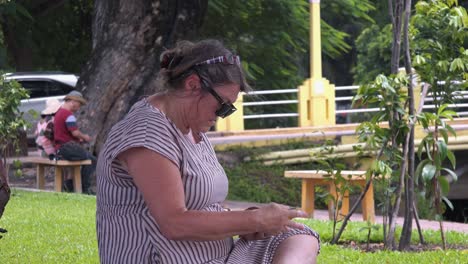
[96,39,320,264]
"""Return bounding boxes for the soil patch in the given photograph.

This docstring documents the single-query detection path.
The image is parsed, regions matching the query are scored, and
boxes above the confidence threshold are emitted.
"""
[8,167,56,190]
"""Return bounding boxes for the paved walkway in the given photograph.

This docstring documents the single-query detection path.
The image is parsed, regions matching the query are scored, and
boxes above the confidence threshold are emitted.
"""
[222,200,468,233]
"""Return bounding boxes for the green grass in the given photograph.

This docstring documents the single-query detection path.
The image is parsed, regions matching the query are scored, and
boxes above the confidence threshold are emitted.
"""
[0,190,467,263]
[0,190,98,263]
[319,244,467,264]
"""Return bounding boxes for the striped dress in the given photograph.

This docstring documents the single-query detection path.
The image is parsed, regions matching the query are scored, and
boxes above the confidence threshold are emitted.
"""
[96,98,320,264]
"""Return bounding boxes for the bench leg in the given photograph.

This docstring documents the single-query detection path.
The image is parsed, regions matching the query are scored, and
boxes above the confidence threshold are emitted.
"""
[341,189,350,219]
[54,167,63,192]
[362,181,375,223]
[301,179,315,218]
[36,165,45,190]
[73,166,82,193]
[328,184,349,221]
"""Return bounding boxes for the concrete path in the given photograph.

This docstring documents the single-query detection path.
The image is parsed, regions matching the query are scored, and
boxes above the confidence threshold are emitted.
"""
[222,200,468,233]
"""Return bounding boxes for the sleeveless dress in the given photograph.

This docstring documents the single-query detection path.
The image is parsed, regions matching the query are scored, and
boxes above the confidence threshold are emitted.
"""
[96,98,320,264]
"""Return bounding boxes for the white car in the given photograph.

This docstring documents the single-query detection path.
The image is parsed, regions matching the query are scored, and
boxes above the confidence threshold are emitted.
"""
[4,72,79,139]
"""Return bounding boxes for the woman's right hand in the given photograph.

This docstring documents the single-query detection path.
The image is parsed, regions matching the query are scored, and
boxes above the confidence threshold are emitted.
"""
[254,203,308,236]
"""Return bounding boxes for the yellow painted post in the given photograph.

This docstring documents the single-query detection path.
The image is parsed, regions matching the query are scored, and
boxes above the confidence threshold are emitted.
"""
[412,72,425,139]
[298,79,311,127]
[298,0,336,127]
[399,67,425,139]
[216,93,244,132]
[412,73,422,114]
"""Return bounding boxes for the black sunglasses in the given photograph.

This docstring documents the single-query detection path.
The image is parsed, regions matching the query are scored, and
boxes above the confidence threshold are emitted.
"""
[205,86,237,118]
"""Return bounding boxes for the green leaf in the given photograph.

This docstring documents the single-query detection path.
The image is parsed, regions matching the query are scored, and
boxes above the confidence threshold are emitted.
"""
[418,141,425,159]
[422,164,436,181]
[449,58,465,72]
[415,159,431,185]
[446,125,457,137]
[442,196,454,211]
[13,159,22,168]
[437,104,448,115]
[425,141,433,161]
[442,168,458,182]
[414,55,426,66]
[446,150,456,169]
[436,140,447,160]
[438,176,450,196]
[439,129,449,143]
[436,60,449,72]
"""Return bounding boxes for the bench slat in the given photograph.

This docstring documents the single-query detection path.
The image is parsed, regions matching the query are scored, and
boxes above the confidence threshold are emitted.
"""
[284,170,366,180]
[26,157,91,166]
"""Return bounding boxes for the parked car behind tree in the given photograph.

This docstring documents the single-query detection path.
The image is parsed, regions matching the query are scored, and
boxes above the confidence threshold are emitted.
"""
[4,72,78,141]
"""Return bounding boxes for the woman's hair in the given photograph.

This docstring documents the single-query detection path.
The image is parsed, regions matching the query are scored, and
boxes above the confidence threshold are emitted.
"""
[156,39,251,94]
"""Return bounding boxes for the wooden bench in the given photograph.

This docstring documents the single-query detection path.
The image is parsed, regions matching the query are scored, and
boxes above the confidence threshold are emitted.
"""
[284,170,377,223]
[28,157,92,193]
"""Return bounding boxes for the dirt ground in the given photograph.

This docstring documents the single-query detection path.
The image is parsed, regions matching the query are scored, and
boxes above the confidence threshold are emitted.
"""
[7,165,96,193]
[8,166,55,190]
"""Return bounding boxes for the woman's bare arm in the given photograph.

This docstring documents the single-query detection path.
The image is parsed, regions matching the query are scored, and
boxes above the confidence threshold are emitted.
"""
[118,147,305,241]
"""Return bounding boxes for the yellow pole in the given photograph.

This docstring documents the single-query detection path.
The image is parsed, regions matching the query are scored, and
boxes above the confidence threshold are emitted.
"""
[298,0,335,127]
[310,0,322,79]
[215,93,244,132]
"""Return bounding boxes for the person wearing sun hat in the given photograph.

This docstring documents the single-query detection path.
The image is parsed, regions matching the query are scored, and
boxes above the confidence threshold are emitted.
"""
[64,90,88,105]
[54,90,96,194]
[41,98,62,116]
[34,98,62,158]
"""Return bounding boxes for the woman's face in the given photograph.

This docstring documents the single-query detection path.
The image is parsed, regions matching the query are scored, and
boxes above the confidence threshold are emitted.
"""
[191,83,240,133]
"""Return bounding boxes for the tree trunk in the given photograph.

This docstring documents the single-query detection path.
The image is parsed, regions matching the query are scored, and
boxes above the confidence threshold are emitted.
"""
[2,21,34,71]
[399,0,414,251]
[76,0,208,153]
[389,0,404,74]
[385,0,405,250]
[1,0,68,70]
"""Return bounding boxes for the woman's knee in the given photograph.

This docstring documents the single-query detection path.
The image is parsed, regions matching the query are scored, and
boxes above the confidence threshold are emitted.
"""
[273,235,319,264]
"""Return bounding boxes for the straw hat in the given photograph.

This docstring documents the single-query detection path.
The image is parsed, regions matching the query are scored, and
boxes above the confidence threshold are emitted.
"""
[64,90,87,105]
[41,98,62,115]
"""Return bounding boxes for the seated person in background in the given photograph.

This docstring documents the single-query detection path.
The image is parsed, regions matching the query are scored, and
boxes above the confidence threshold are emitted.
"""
[54,91,96,194]
[34,98,61,159]
[96,39,320,264]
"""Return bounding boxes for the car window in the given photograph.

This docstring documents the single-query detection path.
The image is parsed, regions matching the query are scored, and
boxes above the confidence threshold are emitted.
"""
[48,81,74,96]
[17,79,74,98]
[18,81,49,98]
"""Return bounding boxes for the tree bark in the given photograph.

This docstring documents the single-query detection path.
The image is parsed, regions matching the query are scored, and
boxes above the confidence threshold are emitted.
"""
[385,0,405,249]
[389,0,404,74]
[2,21,34,71]
[76,0,208,153]
[399,0,414,251]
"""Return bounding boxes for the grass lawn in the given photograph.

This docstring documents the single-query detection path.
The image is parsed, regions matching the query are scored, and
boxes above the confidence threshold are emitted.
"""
[0,189,467,263]
[0,190,98,263]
